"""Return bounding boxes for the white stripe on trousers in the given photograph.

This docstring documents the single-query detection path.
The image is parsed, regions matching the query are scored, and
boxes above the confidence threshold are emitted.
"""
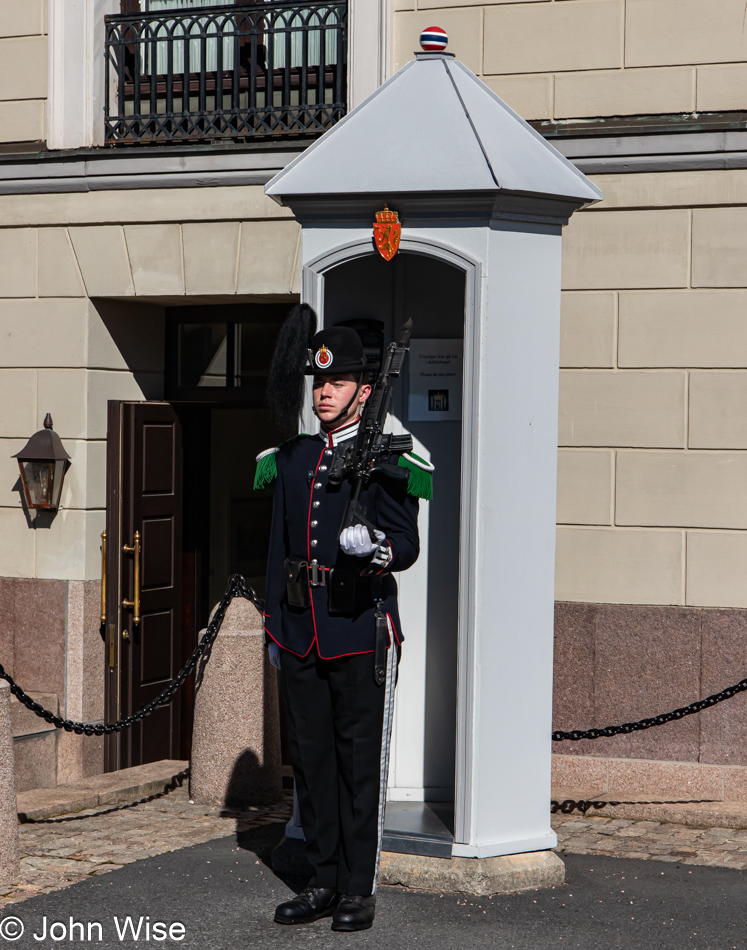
[372,622,399,894]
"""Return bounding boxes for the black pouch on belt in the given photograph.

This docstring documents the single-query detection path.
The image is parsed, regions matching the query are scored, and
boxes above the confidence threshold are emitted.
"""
[284,557,311,609]
[327,568,357,616]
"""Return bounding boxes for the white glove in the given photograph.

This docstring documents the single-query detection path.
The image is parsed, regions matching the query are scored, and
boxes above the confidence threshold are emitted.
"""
[268,642,282,669]
[339,524,386,557]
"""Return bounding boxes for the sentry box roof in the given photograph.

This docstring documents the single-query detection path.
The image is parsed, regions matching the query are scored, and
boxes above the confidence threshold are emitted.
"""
[265,52,602,209]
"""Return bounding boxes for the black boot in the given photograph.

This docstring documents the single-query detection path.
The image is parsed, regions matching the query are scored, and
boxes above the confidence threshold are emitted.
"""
[331,894,376,932]
[274,886,338,925]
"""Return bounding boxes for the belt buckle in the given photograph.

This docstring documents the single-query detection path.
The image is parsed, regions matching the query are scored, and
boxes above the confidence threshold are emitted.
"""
[310,561,326,587]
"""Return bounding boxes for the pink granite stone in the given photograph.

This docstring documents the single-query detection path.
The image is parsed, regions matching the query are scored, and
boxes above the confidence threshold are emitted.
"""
[700,609,747,767]
[0,681,19,882]
[12,578,67,700]
[590,605,701,762]
[553,602,598,758]
[190,598,282,807]
[14,732,58,793]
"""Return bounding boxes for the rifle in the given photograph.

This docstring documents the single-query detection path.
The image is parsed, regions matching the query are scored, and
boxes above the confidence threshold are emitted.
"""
[327,318,414,541]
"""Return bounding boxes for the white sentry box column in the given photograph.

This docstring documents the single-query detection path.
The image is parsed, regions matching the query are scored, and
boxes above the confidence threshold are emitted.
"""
[266,49,601,863]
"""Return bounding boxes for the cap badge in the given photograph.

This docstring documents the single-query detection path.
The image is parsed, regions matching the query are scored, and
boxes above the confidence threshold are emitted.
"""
[373,205,401,262]
[315,345,333,369]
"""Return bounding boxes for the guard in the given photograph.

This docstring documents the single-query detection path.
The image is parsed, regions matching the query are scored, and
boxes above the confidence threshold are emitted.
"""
[254,306,433,931]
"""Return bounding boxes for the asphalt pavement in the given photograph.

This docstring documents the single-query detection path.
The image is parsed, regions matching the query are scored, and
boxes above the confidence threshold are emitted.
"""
[1,820,744,950]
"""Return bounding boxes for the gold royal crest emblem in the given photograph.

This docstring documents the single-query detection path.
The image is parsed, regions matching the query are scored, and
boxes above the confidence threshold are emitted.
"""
[373,206,401,262]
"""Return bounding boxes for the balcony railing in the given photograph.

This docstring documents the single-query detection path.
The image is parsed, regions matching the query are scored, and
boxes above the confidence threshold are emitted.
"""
[104,0,347,145]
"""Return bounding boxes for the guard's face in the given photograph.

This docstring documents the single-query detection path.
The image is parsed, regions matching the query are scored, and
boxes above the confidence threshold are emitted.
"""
[312,374,371,426]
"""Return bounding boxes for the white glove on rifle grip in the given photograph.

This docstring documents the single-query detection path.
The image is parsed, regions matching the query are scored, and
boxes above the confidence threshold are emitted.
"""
[339,524,386,557]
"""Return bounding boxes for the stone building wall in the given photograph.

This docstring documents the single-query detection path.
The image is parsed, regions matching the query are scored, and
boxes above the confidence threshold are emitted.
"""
[0,0,47,144]
[0,183,300,788]
[393,0,747,121]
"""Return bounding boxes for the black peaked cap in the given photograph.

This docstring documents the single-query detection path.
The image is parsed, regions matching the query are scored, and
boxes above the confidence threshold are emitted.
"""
[304,326,379,375]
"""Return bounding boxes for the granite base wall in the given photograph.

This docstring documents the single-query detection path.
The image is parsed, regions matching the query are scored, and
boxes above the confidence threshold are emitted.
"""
[554,602,747,766]
[0,576,105,792]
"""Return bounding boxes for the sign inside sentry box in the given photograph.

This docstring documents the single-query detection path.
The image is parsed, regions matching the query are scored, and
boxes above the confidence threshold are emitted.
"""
[407,339,463,422]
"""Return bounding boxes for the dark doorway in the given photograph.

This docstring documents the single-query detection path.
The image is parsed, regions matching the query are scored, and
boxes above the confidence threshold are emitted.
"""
[104,303,290,772]
[325,252,465,852]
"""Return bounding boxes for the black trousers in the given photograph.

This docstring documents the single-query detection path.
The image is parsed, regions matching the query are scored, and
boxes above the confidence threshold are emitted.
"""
[280,643,399,896]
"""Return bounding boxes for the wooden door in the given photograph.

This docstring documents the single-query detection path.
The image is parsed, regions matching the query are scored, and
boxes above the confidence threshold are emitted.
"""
[104,402,184,771]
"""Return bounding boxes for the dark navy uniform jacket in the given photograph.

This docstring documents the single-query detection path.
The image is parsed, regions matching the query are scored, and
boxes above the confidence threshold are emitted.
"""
[260,418,421,659]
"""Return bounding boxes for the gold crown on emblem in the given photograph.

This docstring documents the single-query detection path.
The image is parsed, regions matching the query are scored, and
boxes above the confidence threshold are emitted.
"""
[375,208,399,224]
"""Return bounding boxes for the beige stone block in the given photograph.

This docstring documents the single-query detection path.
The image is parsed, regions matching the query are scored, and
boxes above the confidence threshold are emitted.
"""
[35,508,105,581]
[557,449,613,525]
[69,226,134,297]
[482,73,553,121]
[0,185,294,228]
[0,0,43,37]
[0,36,46,99]
[57,440,107,512]
[687,531,747,608]
[0,299,89,368]
[88,300,165,373]
[39,367,160,441]
[36,369,87,439]
[419,0,544,6]
[0,369,36,437]
[551,754,609,793]
[626,0,747,68]
[593,170,747,212]
[697,64,747,112]
[689,373,747,449]
[556,525,684,605]
[393,9,482,73]
[182,222,239,296]
[616,451,747,528]
[560,291,616,368]
[0,98,43,142]
[607,758,724,800]
[237,220,300,295]
[393,0,414,10]
[0,437,24,507]
[124,224,184,296]
[87,370,162,440]
[38,228,85,297]
[0,508,34,577]
[559,371,686,447]
[619,291,747,369]
[555,67,694,119]
[562,210,690,290]
[0,227,35,297]
[484,1,623,76]
[693,209,747,288]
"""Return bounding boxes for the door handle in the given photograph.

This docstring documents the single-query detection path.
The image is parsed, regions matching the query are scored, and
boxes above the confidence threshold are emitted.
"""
[122,530,141,626]
[100,530,107,626]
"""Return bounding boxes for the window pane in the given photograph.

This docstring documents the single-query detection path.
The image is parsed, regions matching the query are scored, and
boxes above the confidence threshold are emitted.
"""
[236,322,282,387]
[178,323,228,387]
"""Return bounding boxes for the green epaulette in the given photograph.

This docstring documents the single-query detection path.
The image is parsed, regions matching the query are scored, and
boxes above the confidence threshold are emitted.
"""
[397,452,435,501]
[253,435,309,493]
[253,447,279,493]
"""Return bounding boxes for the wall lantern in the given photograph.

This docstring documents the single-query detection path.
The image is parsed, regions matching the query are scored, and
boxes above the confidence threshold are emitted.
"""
[13,413,71,511]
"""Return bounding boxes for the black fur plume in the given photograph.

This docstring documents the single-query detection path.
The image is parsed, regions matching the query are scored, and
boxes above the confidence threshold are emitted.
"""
[265,303,317,433]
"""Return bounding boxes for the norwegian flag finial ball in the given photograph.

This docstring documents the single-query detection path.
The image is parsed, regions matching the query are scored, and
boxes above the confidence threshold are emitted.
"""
[419,26,448,52]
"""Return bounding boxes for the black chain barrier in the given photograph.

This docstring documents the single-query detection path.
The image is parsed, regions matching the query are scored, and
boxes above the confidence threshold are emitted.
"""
[4,572,747,744]
[552,676,747,742]
[0,574,264,737]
